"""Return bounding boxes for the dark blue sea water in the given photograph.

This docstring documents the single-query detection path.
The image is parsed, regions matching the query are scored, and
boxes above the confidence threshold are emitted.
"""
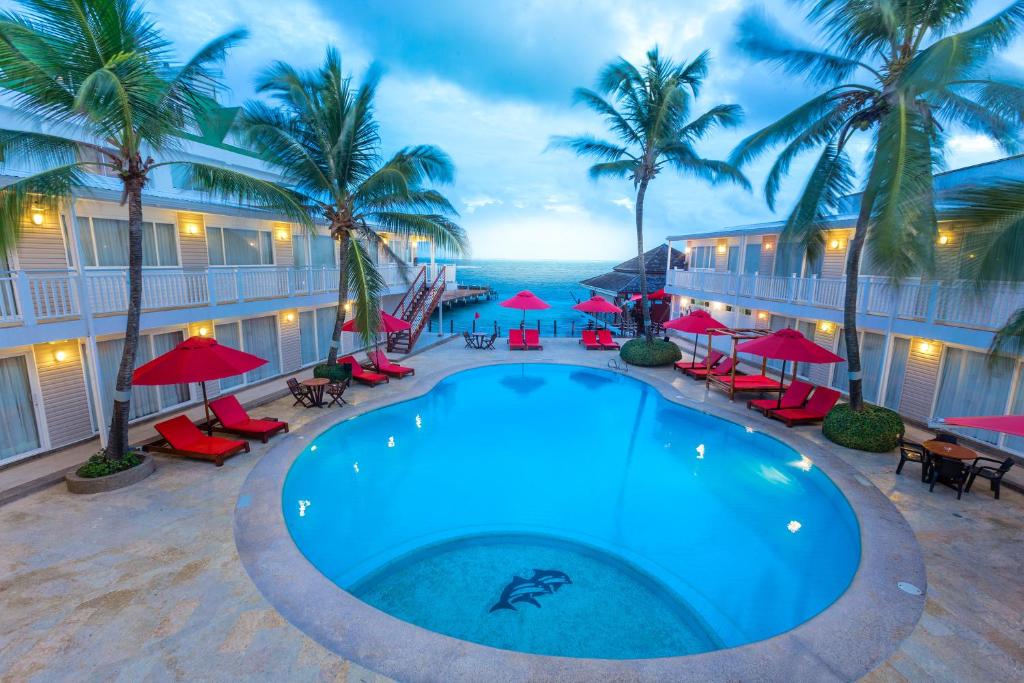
[430,258,618,336]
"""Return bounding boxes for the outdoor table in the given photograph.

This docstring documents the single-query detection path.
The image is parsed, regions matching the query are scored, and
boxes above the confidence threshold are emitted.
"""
[923,440,977,461]
[301,377,330,408]
[469,332,489,349]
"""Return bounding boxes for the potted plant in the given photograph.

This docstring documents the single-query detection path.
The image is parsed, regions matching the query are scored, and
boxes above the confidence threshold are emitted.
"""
[65,450,156,494]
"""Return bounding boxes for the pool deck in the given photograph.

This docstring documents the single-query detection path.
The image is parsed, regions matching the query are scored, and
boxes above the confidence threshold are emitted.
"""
[1,337,1022,682]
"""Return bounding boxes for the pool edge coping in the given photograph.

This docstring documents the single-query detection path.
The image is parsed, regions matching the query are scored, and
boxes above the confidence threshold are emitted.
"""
[234,355,926,683]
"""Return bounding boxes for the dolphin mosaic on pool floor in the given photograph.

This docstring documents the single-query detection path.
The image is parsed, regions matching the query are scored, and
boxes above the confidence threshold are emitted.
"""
[1,337,1022,682]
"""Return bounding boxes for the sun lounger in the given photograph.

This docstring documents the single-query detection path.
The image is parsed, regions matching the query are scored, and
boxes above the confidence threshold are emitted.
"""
[747,380,814,414]
[368,350,415,378]
[675,350,724,373]
[767,387,841,427]
[338,355,390,385]
[727,375,785,391]
[508,329,527,350]
[684,357,740,379]
[145,415,249,467]
[580,330,602,350]
[524,329,543,350]
[208,395,288,443]
[597,329,619,350]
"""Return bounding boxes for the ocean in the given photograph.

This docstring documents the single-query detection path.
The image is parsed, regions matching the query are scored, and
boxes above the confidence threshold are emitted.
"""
[428,258,618,336]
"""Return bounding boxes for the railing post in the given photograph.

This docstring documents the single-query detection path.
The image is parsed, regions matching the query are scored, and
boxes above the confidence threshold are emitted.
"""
[859,277,871,313]
[449,319,453,334]
[925,280,940,324]
[788,274,798,301]
[286,267,295,297]
[14,271,35,325]
[553,320,557,337]
[234,268,244,302]
[207,270,218,306]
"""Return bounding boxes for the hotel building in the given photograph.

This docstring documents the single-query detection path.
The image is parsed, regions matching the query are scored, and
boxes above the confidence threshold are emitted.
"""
[665,155,1024,458]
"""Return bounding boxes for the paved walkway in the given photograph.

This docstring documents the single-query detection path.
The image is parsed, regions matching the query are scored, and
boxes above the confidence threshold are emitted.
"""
[0,339,1021,682]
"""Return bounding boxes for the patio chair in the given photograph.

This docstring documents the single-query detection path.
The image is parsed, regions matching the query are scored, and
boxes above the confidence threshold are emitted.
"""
[325,379,349,407]
[368,350,415,378]
[482,333,497,349]
[766,387,841,428]
[581,330,602,350]
[928,454,972,500]
[597,329,619,350]
[208,395,288,443]
[463,331,475,348]
[675,350,724,373]
[684,357,740,380]
[508,329,527,350]
[338,356,390,386]
[525,329,543,350]
[966,456,1014,500]
[747,380,813,415]
[896,437,931,482]
[287,378,315,408]
[145,415,250,467]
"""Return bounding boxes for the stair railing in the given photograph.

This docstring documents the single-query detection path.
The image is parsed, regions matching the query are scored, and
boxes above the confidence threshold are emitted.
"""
[391,266,426,320]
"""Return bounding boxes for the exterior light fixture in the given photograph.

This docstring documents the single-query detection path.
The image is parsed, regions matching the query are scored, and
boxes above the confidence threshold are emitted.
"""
[829,238,841,250]
[717,244,727,254]
[819,321,833,333]
[764,241,773,251]
[285,312,295,323]
[54,350,67,362]
[757,311,768,321]
[30,208,45,225]
[276,229,288,241]
[198,326,209,337]
[938,234,950,246]
[684,246,692,254]
[344,301,353,312]
[186,223,199,235]
[919,340,934,354]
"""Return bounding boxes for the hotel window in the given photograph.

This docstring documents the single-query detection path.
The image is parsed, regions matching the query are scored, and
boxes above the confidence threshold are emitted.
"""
[215,316,281,389]
[882,337,910,410]
[832,330,886,403]
[0,250,16,318]
[292,235,308,267]
[933,348,1014,445]
[1004,370,1024,454]
[773,241,804,276]
[207,226,274,266]
[0,354,42,463]
[690,245,713,270]
[311,235,336,267]
[97,331,189,421]
[726,246,739,273]
[743,243,761,274]
[299,306,338,365]
[76,217,179,267]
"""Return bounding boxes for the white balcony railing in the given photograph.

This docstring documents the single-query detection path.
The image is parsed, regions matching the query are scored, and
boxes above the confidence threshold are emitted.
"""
[669,269,1024,331]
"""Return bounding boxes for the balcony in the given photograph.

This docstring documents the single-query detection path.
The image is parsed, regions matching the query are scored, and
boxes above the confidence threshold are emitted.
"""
[0,263,411,330]
[667,269,1024,333]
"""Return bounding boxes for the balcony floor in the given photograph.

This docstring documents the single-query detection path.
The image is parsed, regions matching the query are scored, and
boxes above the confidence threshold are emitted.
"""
[0,338,1022,682]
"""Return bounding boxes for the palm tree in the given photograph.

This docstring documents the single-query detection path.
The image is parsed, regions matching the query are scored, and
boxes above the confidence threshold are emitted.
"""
[236,49,466,361]
[0,0,310,459]
[553,48,748,342]
[730,0,1024,410]
[943,180,1024,359]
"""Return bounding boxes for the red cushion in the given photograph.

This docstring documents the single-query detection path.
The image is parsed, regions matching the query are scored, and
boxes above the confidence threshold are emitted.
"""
[731,375,783,389]
[525,330,541,345]
[155,415,205,449]
[209,395,249,426]
[182,435,247,455]
[230,418,285,434]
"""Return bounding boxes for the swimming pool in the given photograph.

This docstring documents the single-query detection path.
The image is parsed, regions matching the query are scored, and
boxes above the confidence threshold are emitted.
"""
[282,363,860,659]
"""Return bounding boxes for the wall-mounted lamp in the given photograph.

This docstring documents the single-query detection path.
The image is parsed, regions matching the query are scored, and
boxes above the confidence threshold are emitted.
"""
[764,241,774,251]
[938,233,951,246]
[711,301,724,311]
[54,350,67,363]
[198,326,209,337]
[757,311,768,321]
[276,229,289,241]
[344,301,353,312]
[285,312,295,323]
[819,321,834,333]
[716,244,727,254]
[684,246,692,254]
[918,340,935,354]
[829,238,844,250]
[30,207,44,226]
[185,223,199,235]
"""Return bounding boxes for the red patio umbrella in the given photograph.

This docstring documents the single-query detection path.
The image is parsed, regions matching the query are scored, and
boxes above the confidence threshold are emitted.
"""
[132,336,268,432]
[500,290,550,327]
[940,415,1024,438]
[628,288,667,302]
[736,328,844,407]
[573,295,621,329]
[342,310,412,364]
[663,309,727,364]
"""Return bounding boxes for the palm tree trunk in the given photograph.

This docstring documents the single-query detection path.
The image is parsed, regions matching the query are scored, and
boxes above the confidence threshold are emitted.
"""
[635,178,653,343]
[326,230,350,364]
[104,176,145,459]
[842,193,874,412]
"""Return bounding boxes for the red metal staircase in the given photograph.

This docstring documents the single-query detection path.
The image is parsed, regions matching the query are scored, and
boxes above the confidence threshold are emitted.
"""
[388,265,446,353]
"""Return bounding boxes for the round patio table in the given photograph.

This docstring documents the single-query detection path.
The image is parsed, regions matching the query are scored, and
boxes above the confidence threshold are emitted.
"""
[301,377,330,408]
[923,440,977,461]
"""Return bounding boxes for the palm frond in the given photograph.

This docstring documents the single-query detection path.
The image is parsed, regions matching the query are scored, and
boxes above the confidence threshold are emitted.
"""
[763,108,852,210]
[681,104,744,142]
[345,235,385,347]
[729,91,848,168]
[0,163,86,249]
[781,143,855,266]
[570,88,640,144]
[942,180,1024,284]
[990,307,1024,359]
[588,159,637,181]
[369,211,467,255]
[548,135,629,162]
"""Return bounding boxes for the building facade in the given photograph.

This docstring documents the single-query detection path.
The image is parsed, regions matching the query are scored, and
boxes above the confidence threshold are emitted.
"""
[0,99,453,467]
[664,156,1024,458]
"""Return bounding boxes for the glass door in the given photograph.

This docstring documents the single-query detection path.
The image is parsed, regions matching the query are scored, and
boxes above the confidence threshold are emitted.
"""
[0,354,42,463]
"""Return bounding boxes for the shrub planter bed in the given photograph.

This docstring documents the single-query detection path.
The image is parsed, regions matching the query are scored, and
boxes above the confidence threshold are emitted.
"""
[65,452,155,494]
[822,403,905,453]
[619,338,682,367]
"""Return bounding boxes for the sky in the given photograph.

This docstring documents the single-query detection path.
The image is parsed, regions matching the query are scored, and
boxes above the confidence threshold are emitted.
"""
[146,0,1024,261]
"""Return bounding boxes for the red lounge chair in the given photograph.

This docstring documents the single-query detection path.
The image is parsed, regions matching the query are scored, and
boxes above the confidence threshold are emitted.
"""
[767,387,841,427]
[684,357,741,379]
[747,380,814,414]
[675,350,725,373]
[728,375,785,391]
[145,415,249,467]
[338,355,390,385]
[597,329,619,350]
[208,395,288,443]
[524,329,543,350]
[580,330,602,350]
[368,350,415,378]
[508,329,527,350]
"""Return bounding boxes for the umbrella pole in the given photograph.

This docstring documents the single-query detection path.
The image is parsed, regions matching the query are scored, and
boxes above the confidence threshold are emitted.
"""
[692,334,698,364]
[201,381,212,435]
[777,360,787,409]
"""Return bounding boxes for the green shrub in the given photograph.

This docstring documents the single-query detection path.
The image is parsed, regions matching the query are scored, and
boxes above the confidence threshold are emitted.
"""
[619,338,683,367]
[76,450,143,478]
[822,403,905,452]
[314,362,351,383]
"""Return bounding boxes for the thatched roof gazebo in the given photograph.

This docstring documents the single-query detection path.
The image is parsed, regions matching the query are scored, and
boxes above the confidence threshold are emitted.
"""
[579,245,687,301]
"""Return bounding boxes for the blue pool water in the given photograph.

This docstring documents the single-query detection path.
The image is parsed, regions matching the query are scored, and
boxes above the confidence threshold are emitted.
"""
[282,364,860,659]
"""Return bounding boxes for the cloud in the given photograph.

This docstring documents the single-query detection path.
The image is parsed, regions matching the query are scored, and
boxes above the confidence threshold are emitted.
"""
[611,197,635,211]
[463,196,502,213]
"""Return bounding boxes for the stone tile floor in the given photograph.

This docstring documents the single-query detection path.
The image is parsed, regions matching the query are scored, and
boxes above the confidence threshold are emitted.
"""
[1,338,1021,682]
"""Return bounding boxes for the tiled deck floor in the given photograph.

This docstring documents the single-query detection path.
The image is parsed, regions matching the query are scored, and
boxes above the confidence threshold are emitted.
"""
[1,338,1021,682]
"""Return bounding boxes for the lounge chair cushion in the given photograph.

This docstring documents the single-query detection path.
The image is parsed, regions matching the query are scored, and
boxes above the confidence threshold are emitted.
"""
[749,380,814,411]
[155,415,247,455]
[508,329,527,349]
[524,329,542,349]
[209,396,287,435]
[339,356,390,384]
[597,330,619,348]
[581,330,602,350]
[368,350,414,377]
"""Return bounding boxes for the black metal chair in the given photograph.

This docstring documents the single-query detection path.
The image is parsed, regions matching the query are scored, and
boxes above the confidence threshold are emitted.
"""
[896,438,931,482]
[929,455,972,499]
[482,333,497,350]
[463,331,475,348]
[325,379,350,407]
[966,456,1014,500]
[287,378,314,408]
